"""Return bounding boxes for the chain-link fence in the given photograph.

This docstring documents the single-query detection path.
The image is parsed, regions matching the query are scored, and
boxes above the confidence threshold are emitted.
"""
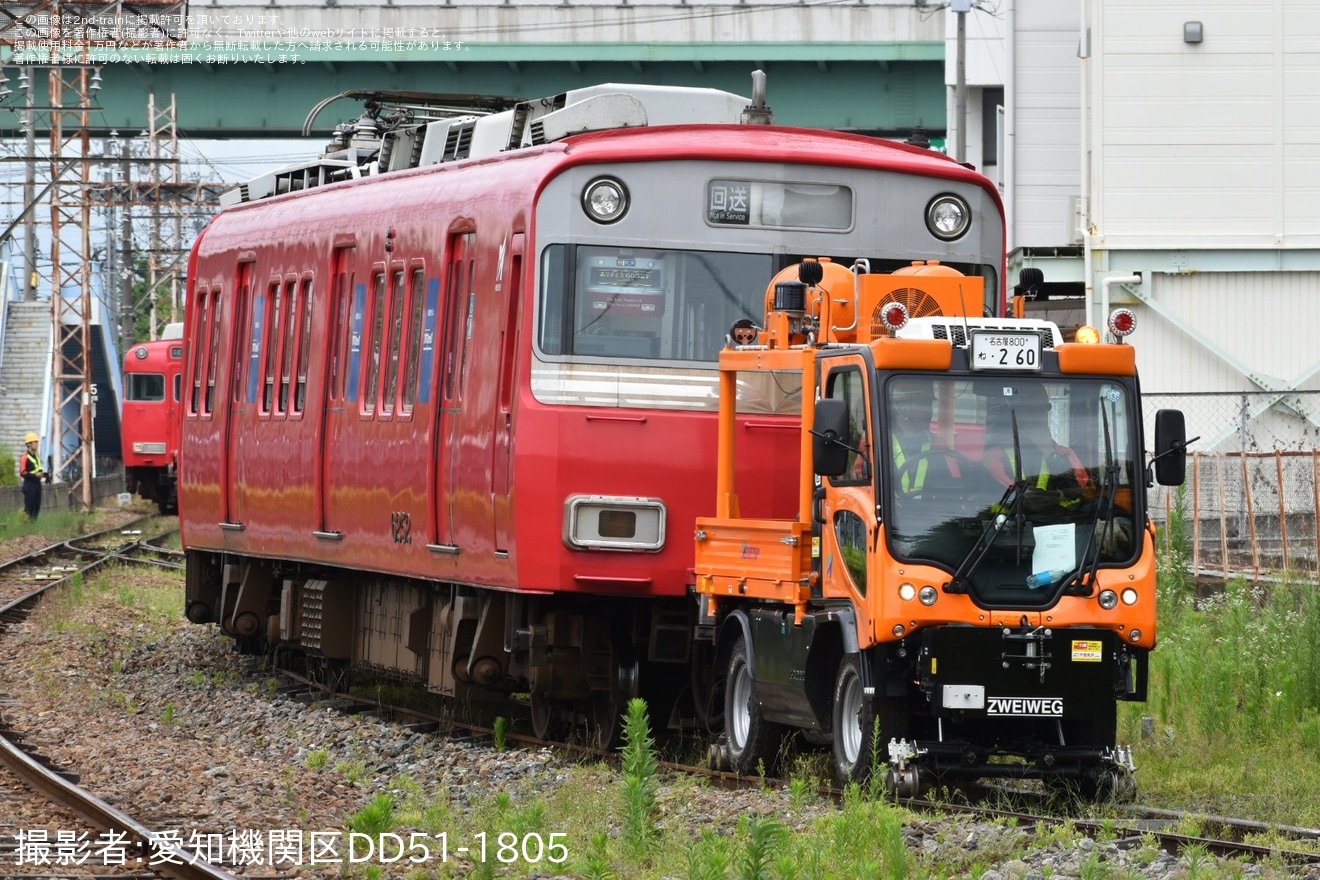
[1144,391,1320,581]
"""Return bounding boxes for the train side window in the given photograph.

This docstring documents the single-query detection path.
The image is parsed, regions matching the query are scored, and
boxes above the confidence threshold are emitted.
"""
[403,269,425,412]
[206,291,221,415]
[382,270,405,414]
[363,272,386,414]
[236,282,255,406]
[443,247,469,401]
[261,281,281,415]
[279,279,297,415]
[190,288,209,415]
[329,270,350,402]
[173,372,182,405]
[295,278,313,413]
[498,251,522,416]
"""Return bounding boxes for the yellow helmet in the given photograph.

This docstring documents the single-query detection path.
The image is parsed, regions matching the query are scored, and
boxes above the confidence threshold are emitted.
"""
[24,432,39,444]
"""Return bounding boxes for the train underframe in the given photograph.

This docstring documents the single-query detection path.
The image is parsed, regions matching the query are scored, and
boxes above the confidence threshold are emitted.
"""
[184,550,1142,798]
[183,550,695,747]
[126,466,178,514]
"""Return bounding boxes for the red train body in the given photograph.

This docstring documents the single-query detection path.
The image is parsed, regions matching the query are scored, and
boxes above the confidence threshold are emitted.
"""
[121,325,183,513]
[181,80,1007,743]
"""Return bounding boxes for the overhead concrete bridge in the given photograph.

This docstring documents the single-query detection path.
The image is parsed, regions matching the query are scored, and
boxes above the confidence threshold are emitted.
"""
[2,0,948,138]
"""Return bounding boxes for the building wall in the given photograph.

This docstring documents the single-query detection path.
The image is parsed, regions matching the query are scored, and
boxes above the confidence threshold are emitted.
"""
[1011,0,1084,251]
[1086,1,1320,452]
[1093,1,1320,250]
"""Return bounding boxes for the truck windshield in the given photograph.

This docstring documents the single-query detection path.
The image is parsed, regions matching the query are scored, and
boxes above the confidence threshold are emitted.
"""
[884,375,1140,603]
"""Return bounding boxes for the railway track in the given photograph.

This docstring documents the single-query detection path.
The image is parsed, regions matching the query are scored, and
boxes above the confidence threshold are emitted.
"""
[0,517,181,613]
[271,661,1320,870]
[0,517,239,880]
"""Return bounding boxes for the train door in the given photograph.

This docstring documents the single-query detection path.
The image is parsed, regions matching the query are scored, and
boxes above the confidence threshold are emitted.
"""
[431,231,474,553]
[221,262,254,528]
[316,245,354,538]
[492,232,523,556]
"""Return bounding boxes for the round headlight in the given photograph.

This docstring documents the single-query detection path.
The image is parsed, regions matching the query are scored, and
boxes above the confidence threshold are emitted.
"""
[135,346,148,359]
[582,177,629,224]
[1098,590,1119,610]
[899,583,916,601]
[892,624,906,638]
[919,586,938,606]
[1129,629,1143,643]
[1121,588,1139,606]
[925,194,971,241]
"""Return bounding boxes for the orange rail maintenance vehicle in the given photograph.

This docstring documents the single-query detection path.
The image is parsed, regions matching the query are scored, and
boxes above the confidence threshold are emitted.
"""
[693,258,1189,800]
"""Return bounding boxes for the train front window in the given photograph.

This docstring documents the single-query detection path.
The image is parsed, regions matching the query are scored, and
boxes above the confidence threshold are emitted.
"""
[538,245,771,362]
[127,373,166,402]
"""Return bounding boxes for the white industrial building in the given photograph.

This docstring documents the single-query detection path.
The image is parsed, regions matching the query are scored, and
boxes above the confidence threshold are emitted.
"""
[949,0,1320,453]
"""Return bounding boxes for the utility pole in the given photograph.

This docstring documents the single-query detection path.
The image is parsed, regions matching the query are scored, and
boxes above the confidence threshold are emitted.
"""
[952,0,973,164]
[22,68,38,300]
[117,133,135,360]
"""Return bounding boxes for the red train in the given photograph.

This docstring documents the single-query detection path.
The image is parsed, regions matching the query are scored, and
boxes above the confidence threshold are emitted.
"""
[181,76,1007,746]
[121,323,184,514]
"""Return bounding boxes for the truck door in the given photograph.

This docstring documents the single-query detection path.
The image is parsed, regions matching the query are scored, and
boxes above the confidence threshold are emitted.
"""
[817,355,880,647]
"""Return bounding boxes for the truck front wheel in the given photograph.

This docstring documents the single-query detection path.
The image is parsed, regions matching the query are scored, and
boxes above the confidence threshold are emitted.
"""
[832,655,906,785]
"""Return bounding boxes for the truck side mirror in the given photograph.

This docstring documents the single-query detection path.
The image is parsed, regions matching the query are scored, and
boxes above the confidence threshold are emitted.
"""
[812,397,851,478]
[1152,408,1188,487]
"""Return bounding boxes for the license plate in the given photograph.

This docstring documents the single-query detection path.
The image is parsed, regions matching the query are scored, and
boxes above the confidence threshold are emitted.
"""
[971,331,1042,371]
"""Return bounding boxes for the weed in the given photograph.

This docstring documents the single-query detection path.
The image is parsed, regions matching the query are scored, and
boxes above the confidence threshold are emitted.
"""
[787,776,812,815]
[347,794,395,836]
[619,698,659,858]
[580,832,616,880]
[687,828,732,880]
[335,758,370,785]
[735,815,787,880]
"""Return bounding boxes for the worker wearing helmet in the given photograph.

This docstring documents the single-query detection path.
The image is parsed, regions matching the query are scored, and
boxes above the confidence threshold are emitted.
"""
[19,432,46,521]
[889,381,940,492]
[984,385,1089,496]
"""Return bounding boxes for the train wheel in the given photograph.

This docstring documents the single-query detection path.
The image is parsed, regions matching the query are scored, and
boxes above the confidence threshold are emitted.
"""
[591,698,623,751]
[530,694,565,741]
[1100,766,1137,803]
[886,764,921,799]
[723,635,781,775]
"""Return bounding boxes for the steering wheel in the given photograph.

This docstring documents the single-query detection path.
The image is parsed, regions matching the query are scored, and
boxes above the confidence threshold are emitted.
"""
[893,449,976,501]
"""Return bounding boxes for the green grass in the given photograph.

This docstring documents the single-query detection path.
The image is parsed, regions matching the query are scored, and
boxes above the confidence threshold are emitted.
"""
[0,507,105,541]
[25,505,1320,878]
